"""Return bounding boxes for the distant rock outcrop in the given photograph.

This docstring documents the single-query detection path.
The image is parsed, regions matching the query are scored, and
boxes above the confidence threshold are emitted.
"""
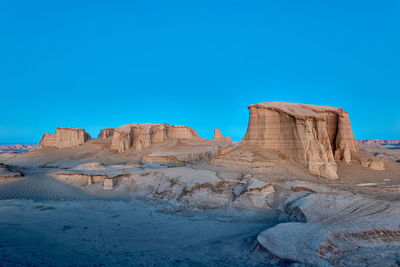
[101,123,199,153]
[357,139,400,146]
[212,128,231,142]
[38,127,91,149]
[97,128,114,140]
[242,102,359,179]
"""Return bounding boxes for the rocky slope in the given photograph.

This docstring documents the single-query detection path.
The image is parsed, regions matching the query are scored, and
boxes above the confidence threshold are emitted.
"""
[257,181,400,266]
[242,102,359,179]
[38,127,91,149]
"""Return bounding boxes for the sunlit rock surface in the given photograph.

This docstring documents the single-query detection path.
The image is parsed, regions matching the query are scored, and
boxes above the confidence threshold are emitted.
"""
[39,127,91,149]
[242,102,358,179]
[105,123,199,152]
[212,128,231,142]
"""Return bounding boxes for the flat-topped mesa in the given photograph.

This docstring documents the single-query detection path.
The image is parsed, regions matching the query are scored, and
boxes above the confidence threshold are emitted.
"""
[101,123,199,153]
[242,101,358,179]
[38,127,91,149]
[213,128,232,142]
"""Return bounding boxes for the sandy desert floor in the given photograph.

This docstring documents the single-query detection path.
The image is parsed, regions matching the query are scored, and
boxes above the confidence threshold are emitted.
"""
[0,160,284,266]
[1,143,400,266]
[0,196,279,266]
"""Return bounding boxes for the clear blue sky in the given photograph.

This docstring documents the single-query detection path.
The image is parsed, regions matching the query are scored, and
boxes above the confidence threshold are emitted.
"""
[1,0,399,143]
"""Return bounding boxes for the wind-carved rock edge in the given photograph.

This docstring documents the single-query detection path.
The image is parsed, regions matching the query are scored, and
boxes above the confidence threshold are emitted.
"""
[242,102,359,179]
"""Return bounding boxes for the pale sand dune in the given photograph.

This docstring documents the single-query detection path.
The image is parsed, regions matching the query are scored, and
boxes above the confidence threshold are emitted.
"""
[0,172,93,201]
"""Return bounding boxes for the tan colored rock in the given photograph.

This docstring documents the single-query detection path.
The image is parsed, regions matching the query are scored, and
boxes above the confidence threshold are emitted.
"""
[98,128,114,140]
[107,123,199,153]
[212,128,231,142]
[242,102,359,179]
[38,127,90,149]
[167,125,198,139]
[214,146,235,157]
[360,159,385,170]
[103,178,115,190]
[49,173,108,187]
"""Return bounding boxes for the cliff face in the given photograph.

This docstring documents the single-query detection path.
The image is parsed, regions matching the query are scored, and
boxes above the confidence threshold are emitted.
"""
[212,128,231,142]
[97,128,114,140]
[242,102,358,179]
[103,123,199,153]
[38,127,91,149]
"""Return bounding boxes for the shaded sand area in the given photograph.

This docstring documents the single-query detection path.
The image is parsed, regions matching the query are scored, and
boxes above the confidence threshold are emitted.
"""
[0,170,94,201]
[0,198,279,266]
[0,167,281,266]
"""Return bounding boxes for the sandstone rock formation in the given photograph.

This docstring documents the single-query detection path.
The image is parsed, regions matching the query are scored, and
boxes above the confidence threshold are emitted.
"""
[103,123,199,152]
[242,102,359,179]
[360,158,385,170]
[97,128,114,140]
[257,181,400,266]
[116,167,275,209]
[212,128,231,142]
[38,127,91,149]
[49,162,125,189]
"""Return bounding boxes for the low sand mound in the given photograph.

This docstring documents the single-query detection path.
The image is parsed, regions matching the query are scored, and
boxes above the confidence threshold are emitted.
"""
[0,173,93,201]
[0,164,23,180]
[72,162,108,170]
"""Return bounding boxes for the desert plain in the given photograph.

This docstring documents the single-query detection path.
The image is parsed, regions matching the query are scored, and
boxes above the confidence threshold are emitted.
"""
[0,101,400,266]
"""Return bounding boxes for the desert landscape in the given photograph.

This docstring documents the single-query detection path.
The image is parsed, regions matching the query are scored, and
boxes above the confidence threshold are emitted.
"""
[0,101,399,266]
[2,1,399,265]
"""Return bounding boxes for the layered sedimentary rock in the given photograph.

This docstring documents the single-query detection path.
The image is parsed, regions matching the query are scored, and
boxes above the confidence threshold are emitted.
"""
[257,181,400,266]
[212,128,231,142]
[38,127,91,149]
[242,102,359,179]
[360,158,385,170]
[97,128,114,140]
[116,167,275,209]
[104,123,199,152]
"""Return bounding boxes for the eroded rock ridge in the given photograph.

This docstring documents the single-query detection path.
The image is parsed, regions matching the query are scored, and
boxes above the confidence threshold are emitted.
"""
[242,102,359,179]
[212,128,231,142]
[100,123,199,152]
[38,127,91,149]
